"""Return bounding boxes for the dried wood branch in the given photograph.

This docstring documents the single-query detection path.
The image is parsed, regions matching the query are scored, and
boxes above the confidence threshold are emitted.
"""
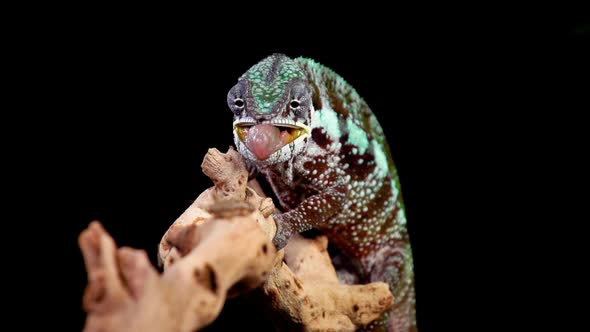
[80,147,392,332]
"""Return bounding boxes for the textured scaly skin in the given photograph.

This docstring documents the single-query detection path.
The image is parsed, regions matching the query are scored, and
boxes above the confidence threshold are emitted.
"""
[227,54,416,332]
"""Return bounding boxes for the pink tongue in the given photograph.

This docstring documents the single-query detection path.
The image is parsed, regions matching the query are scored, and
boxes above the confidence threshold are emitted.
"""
[245,123,283,160]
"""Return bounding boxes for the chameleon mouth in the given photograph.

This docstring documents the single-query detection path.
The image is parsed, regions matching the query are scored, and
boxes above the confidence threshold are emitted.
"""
[234,123,308,144]
[233,121,310,160]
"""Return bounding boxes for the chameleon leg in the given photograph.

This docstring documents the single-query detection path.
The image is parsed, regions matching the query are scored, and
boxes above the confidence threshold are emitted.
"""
[272,213,296,249]
[272,185,347,249]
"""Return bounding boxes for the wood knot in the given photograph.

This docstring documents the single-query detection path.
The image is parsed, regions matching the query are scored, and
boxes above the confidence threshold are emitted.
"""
[206,200,255,219]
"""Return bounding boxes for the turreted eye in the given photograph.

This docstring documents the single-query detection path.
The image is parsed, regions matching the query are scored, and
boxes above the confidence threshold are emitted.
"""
[228,80,247,115]
[290,100,300,109]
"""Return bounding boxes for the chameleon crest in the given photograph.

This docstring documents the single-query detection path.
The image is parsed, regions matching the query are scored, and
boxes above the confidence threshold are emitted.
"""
[244,54,307,114]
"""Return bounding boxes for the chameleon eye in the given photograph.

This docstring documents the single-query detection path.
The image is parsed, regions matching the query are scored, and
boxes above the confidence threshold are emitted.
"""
[234,98,244,108]
[290,100,300,109]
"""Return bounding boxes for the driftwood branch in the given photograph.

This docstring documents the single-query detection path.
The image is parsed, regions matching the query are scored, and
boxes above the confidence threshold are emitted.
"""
[80,147,393,332]
[263,235,393,332]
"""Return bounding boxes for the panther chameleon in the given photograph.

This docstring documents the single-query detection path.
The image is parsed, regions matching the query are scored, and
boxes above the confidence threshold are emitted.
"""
[227,54,416,332]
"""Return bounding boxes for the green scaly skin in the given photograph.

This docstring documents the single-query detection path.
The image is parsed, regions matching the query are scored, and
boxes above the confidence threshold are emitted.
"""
[227,54,417,332]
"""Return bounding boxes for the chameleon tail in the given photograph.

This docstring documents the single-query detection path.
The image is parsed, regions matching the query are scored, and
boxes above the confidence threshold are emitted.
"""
[362,245,417,332]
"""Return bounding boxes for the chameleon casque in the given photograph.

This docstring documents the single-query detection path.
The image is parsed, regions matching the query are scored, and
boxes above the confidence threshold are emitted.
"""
[227,54,416,332]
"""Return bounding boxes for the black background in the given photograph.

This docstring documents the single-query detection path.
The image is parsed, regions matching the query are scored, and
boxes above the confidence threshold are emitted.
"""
[14,10,587,332]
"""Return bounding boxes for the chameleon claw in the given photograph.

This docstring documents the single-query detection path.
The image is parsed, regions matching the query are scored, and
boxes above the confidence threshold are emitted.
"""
[272,233,289,250]
[272,213,292,250]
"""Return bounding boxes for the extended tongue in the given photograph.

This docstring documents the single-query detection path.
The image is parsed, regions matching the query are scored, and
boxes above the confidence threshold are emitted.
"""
[245,123,284,160]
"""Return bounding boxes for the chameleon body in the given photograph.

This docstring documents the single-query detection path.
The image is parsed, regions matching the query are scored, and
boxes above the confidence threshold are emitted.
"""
[227,54,416,332]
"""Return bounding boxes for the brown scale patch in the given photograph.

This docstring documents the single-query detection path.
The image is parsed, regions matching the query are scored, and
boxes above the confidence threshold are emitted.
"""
[380,200,402,237]
[339,142,376,181]
[311,82,323,111]
[303,158,329,175]
[358,109,376,136]
[324,224,367,261]
[353,183,394,250]
[327,87,349,118]
[311,127,331,148]
[366,180,393,215]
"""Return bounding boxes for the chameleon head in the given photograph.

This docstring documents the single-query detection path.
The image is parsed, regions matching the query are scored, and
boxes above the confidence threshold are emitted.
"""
[227,54,313,166]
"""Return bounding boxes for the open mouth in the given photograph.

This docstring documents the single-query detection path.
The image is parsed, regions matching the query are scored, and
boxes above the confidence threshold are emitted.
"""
[233,121,310,160]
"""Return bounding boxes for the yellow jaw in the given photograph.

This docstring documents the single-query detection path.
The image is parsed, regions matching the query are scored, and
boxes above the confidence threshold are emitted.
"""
[233,121,311,144]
